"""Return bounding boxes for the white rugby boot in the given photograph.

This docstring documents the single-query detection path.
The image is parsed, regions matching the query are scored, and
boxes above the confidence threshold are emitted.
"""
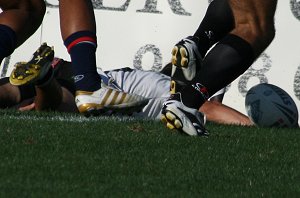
[170,36,202,94]
[161,93,208,136]
[75,84,149,116]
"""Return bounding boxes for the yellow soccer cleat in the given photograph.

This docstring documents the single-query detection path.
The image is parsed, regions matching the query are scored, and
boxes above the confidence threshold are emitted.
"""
[9,43,54,86]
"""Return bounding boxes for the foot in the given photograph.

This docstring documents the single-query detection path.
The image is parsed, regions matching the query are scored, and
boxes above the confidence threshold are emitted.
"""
[75,84,149,116]
[170,36,202,93]
[9,43,54,86]
[161,93,208,136]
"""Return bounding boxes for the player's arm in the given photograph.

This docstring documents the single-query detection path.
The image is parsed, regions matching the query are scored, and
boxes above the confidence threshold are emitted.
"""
[200,100,253,126]
[0,77,22,108]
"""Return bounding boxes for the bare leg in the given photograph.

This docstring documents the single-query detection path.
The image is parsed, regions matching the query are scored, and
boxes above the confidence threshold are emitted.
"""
[59,0,96,40]
[182,0,278,103]
[59,0,101,95]
[161,0,278,135]
[229,0,277,57]
[59,0,149,116]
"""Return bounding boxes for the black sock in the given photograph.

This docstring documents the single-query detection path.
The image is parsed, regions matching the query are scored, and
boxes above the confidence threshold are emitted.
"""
[0,24,17,63]
[181,34,255,109]
[64,31,101,92]
[193,0,234,57]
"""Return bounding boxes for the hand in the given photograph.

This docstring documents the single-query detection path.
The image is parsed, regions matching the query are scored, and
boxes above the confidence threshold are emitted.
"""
[18,103,36,111]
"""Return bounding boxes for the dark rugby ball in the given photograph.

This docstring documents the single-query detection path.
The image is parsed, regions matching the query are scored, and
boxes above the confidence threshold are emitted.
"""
[245,83,299,127]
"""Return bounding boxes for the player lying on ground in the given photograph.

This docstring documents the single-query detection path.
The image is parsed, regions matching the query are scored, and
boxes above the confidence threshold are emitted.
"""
[4,44,253,126]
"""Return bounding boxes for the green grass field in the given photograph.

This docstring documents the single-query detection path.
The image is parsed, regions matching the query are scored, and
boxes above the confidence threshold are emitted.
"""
[0,110,299,197]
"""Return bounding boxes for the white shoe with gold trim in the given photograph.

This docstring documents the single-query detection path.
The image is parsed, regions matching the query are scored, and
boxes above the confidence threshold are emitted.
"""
[75,84,149,116]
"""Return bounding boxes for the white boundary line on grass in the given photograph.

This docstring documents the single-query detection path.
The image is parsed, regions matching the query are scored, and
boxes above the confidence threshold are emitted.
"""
[4,114,154,123]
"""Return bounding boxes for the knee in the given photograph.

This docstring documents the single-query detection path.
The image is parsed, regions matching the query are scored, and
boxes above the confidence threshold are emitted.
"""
[0,0,46,21]
[25,0,46,24]
[33,0,46,18]
[25,0,47,29]
[254,22,276,48]
[234,20,276,55]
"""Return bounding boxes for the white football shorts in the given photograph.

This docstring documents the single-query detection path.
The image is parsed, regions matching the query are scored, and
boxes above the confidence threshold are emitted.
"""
[99,68,171,119]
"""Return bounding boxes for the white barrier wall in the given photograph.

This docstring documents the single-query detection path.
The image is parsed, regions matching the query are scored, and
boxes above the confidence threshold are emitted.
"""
[1,0,300,118]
